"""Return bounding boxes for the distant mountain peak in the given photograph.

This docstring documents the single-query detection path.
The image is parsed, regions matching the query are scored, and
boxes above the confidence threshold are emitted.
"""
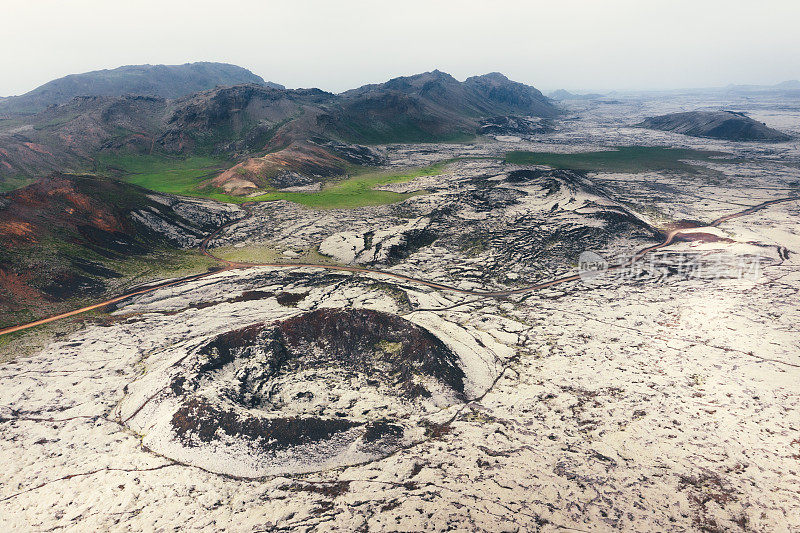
[0,68,561,184]
[547,89,605,101]
[384,70,460,88]
[0,62,283,114]
[467,72,511,83]
[775,79,800,89]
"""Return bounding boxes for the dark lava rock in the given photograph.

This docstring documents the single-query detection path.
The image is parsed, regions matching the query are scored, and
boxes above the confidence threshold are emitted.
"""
[267,172,318,189]
[171,397,359,451]
[167,309,465,456]
[478,115,554,136]
[228,290,275,303]
[505,169,551,183]
[196,308,466,405]
[314,139,387,166]
[383,229,438,265]
[275,291,308,306]
[465,187,526,212]
[41,272,107,301]
[363,420,404,443]
[636,111,791,142]
[505,169,580,191]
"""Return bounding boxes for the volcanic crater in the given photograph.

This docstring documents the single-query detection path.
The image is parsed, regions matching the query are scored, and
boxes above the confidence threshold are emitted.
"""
[124,308,476,477]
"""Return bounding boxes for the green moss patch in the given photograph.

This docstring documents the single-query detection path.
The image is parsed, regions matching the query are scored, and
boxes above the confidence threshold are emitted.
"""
[505,146,733,175]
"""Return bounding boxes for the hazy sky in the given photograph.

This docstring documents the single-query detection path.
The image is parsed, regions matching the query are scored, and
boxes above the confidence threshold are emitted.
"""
[2,0,799,96]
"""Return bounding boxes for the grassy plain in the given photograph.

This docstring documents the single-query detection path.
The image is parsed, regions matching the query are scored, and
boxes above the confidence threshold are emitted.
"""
[505,146,731,174]
[98,154,456,208]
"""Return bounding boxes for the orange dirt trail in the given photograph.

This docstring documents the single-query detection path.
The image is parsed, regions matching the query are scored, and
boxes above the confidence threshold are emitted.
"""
[1,196,797,337]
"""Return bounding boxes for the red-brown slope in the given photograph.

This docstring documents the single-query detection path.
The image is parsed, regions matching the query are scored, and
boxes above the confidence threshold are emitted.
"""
[0,174,232,322]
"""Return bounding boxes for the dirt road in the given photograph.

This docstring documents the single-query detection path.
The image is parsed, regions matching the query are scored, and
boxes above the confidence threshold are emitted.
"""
[1,196,797,337]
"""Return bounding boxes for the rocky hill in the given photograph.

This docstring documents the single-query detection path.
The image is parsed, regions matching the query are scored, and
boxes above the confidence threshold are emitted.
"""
[636,110,791,142]
[326,70,558,143]
[158,84,335,154]
[0,95,170,178]
[0,62,278,115]
[204,71,559,190]
[0,69,559,190]
[0,174,239,323]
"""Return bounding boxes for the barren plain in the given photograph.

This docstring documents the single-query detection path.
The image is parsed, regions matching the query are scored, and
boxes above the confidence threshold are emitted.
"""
[2,91,799,531]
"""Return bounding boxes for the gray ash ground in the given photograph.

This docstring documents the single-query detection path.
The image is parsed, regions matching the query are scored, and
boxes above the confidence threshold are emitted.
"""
[2,90,800,531]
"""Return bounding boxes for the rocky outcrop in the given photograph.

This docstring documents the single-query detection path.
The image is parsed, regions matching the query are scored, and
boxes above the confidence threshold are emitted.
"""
[636,110,791,142]
[478,115,554,136]
[314,139,387,167]
[319,218,435,265]
[208,141,348,193]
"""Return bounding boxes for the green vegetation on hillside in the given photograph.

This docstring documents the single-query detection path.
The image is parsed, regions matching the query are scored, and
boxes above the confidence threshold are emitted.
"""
[212,244,335,265]
[0,176,36,193]
[96,154,229,194]
[98,154,458,209]
[239,161,454,208]
[504,146,732,174]
[337,119,475,145]
[0,248,219,361]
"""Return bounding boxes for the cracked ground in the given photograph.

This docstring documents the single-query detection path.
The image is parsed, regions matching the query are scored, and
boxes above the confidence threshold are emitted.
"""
[2,93,800,531]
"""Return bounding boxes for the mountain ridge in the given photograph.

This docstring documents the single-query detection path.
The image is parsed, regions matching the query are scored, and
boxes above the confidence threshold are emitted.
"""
[0,68,559,190]
[0,62,280,114]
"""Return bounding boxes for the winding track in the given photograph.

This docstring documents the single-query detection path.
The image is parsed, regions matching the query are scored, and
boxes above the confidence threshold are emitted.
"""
[1,195,797,337]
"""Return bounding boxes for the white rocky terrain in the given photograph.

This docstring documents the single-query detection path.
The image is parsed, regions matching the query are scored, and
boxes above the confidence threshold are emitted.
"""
[1,92,800,531]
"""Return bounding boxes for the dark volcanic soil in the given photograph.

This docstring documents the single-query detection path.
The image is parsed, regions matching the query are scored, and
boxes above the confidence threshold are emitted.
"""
[171,396,360,451]
[195,308,466,404]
